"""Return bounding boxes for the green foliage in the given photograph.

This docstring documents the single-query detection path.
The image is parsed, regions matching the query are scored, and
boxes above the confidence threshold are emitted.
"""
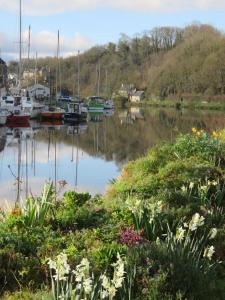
[21,182,55,228]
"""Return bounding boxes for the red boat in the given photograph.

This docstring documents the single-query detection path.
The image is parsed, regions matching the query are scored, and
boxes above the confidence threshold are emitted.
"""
[7,113,31,123]
[41,107,65,120]
[6,121,30,128]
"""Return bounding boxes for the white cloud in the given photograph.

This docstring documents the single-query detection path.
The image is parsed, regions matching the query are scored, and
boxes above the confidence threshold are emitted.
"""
[0,0,225,15]
[0,29,93,60]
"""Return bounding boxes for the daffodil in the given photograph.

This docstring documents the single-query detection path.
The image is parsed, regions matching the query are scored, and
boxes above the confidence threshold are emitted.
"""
[176,227,185,241]
[209,228,217,240]
[203,246,215,260]
[189,213,205,231]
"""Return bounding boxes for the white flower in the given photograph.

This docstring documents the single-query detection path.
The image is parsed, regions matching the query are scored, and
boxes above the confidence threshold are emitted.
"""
[48,253,70,281]
[203,246,215,260]
[200,185,207,192]
[101,274,111,290]
[108,286,116,298]
[149,217,154,224]
[181,185,187,192]
[207,209,213,215]
[48,258,56,270]
[209,228,217,240]
[112,253,125,288]
[176,227,185,241]
[101,253,125,299]
[125,197,143,214]
[101,290,109,299]
[189,213,205,231]
[183,222,188,228]
[211,180,218,186]
[189,182,194,189]
[83,277,93,294]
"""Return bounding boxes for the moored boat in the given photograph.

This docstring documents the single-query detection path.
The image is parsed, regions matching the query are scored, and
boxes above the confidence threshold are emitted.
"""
[104,99,114,110]
[64,103,87,123]
[1,96,31,123]
[6,108,31,123]
[41,107,65,120]
[88,96,105,111]
[0,109,8,125]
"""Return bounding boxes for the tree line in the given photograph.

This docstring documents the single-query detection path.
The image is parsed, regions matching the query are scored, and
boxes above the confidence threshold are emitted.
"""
[8,23,225,100]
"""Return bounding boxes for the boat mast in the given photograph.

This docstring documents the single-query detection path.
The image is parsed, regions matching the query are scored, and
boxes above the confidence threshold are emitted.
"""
[55,30,60,104]
[28,25,31,61]
[19,0,22,87]
[34,51,38,85]
[105,69,108,98]
[77,50,80,99]
[49,67,52,106]
[97,64,100,96]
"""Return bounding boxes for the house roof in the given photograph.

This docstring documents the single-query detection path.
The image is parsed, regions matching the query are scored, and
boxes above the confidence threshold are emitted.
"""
[132,91,144,97]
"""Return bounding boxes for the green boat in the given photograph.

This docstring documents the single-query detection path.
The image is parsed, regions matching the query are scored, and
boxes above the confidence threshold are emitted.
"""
[88,96,105,111]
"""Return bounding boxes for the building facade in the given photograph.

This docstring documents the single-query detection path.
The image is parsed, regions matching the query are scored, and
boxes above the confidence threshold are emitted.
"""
[0,58,8,88]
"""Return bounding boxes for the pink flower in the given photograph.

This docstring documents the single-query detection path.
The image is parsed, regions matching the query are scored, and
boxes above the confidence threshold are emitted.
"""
[119,227,148,247]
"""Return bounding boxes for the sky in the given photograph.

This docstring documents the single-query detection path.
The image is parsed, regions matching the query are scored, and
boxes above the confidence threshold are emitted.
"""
[0,0,225,61]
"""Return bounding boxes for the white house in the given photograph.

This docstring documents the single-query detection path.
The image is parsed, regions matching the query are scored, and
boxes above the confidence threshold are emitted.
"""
[27,84,50,100]
[130,91,145,102]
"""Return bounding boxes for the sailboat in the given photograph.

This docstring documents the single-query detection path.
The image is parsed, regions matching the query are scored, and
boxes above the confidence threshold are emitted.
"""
[64,51,87,123]
[41,30,65,120]
[5,0,31,124]
[88,64,105,111]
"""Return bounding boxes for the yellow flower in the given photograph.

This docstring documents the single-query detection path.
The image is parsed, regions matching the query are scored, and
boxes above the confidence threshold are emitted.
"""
[192,127,197,133]
[212,131,218,137]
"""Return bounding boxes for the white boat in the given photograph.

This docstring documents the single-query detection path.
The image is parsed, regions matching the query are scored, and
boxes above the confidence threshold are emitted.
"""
[104,99,114,109]
[21,96,45,118]
[0,109,8,125]
[1,95,31,123]
[64,102,87,123]
[58,95,74,102]
[0,95,15,112]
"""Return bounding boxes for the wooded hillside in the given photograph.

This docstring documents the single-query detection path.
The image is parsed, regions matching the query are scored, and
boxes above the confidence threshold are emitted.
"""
[8,23,225,99]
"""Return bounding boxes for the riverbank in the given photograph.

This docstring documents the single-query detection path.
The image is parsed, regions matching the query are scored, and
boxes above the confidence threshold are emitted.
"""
[1,129,225,299]
[128,99,225,110]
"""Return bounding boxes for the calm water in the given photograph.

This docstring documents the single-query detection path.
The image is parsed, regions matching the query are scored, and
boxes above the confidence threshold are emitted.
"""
[1,107,225,203]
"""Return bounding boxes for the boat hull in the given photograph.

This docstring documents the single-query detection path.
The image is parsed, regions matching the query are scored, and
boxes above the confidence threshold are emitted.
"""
[41,112,64,119]
[6,115,31,123]
[88,104,104,111]
[64,112,87,123]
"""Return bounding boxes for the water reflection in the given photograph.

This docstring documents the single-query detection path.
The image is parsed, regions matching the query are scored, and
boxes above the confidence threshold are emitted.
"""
[1,108,225,202]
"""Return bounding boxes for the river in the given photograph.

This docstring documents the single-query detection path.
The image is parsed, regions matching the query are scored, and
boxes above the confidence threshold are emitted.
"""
[1,107,225,203]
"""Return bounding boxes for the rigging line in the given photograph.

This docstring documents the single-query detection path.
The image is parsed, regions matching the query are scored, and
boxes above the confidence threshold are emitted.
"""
[0,138,5,178]
[75,134,79,188]
[71,131,74,162]
[48,130,51,162]
[16,132,22,206]
[33,135,36,176]
[54,131,57,201]
[77,50,80,98]
[25,135,28,198]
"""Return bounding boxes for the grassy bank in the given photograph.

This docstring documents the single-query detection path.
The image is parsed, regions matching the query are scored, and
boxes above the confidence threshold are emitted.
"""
[128,99,225,110]
[1,129,225,299]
